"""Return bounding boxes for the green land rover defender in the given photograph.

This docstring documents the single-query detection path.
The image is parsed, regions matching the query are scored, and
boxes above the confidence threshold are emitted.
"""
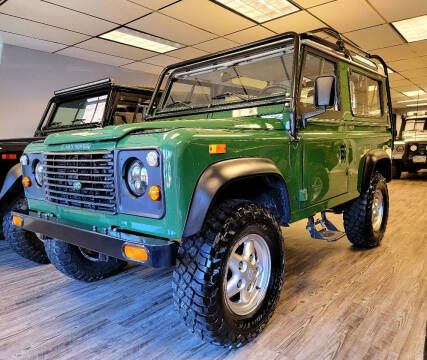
[14,28,394,347]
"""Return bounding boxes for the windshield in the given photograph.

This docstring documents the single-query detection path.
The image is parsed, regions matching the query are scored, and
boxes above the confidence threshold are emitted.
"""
[158,41,294,114]
[46,94,108,130]
[404,119,427,132]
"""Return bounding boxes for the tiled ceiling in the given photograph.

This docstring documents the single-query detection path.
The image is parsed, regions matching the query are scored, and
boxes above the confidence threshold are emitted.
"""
[0,0,427,109]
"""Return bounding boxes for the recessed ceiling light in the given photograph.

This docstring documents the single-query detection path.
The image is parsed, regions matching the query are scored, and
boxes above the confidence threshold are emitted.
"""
[393,15,427,42]
[215,0,299,23]
[402,90,427,97]
[406,103,427,107]
[100,27,183,53]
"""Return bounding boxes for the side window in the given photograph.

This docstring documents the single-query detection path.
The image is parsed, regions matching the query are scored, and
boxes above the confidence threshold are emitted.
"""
[349,71,382,118]
[299,52,337,114]
[113,92,149,125]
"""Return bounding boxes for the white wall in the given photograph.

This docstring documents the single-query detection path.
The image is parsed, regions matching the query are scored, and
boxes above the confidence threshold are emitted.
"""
[0,44,158,139]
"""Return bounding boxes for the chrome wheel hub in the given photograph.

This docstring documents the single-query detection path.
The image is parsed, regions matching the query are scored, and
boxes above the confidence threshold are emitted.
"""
[223,234,271,317]
[371,189,384,232]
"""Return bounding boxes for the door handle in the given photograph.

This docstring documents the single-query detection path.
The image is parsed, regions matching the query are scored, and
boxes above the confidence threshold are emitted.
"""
[340,144,346,161]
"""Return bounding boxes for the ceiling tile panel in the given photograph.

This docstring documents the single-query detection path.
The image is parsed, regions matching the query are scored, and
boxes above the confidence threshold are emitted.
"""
[128,12,217,46]
[123,61,163,74]
[195,37,239,52]
[167,46,209,60]
[389,79,414,88]
[44,0,151,24]
[392,84,422,93]
[369,0,427,22]
[292,0,335,8]
[225,26,275,44]
[128,0,176,10]
[0,31,67,52]
[160,0,255,36]
[309,0,384,33]
[76,38,156,61]
[371,44,418,62]
[409,40,427,56]
[0,0,117,36]
[143,54,180,67]
[263,10,325,34]
[0,13,89,45]
[388,58,427,72]
[400,68,427,79]
[57,47,133,66]
[388,72,405,81]
[344,24,403,51]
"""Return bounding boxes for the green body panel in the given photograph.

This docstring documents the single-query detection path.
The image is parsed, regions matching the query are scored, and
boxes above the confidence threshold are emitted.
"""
[24,48,392,241]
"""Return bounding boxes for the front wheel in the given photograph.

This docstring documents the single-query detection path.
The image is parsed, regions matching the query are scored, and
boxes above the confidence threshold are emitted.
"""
[45,239,127,282]
[343,172,389,248]
[3,194,49,264]
[173,200,285,348]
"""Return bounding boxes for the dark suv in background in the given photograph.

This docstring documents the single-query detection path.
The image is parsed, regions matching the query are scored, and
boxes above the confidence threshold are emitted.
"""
[1,78,154,263]
[392,111,427,178]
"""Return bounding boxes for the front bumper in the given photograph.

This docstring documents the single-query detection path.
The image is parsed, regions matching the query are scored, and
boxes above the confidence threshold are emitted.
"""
[12,211,178,268]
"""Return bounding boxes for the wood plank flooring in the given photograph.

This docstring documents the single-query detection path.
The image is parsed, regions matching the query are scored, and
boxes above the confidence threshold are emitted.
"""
[0,172,426,360]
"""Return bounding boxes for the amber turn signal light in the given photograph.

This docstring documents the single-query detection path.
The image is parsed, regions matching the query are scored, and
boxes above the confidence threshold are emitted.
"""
[209,144,226,154]
[148,185,161,201]
[12,215,23,227]
[123,244,148,262]
[22,177,31,187]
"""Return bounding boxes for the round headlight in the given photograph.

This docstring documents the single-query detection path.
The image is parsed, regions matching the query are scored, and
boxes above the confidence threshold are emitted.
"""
[146,151,159,167]
[127,160,148,197]
[410,144,417,152]
[396,145,404,152]
[34,161,44,186]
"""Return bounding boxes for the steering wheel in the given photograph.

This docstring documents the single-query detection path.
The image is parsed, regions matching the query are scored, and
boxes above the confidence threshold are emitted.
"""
[259,85,288,96]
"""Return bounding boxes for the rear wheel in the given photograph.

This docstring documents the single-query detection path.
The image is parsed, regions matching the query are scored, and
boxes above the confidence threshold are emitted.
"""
[45,238,127,282]
[173,200,285,348]
[343,172,389,248]
[2,194,49,264]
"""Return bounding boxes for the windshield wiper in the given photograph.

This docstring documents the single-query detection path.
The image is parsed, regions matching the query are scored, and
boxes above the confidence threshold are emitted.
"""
[165,100,193,110]
[212,92,250,101]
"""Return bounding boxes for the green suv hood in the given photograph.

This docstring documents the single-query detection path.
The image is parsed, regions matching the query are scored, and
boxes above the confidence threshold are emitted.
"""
[44,117,286,145]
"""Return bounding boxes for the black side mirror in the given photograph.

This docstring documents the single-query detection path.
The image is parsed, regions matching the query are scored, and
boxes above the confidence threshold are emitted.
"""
[314,75,336,108]
[301,75,336,129]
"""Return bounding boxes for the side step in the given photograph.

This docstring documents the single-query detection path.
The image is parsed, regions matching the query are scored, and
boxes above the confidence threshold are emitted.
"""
[306,211,346,242]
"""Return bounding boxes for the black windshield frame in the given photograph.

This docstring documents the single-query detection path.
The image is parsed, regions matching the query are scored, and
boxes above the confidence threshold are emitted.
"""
[147,32,299,121]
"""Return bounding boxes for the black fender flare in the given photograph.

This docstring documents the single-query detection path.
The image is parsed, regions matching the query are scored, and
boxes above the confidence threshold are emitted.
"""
[0,163,22,200]
[183,157,289,237]
[360,149,391,192]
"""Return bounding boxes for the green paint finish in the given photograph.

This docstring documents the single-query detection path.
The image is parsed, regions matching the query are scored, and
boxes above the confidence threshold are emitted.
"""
[24,41,392,242]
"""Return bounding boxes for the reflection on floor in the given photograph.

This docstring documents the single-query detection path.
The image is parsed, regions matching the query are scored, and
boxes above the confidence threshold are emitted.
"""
[0,171,426,360]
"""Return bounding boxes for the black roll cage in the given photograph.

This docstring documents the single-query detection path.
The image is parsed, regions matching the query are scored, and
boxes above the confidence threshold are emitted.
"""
[146,27,394,143]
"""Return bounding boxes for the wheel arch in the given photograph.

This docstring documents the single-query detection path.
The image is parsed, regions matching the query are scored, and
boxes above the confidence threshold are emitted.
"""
[0,163,23,208]
[359,149,391,192]
[182,158,291,237]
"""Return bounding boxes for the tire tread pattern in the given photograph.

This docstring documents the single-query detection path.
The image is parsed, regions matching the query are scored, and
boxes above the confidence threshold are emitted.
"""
[173,199,285,348]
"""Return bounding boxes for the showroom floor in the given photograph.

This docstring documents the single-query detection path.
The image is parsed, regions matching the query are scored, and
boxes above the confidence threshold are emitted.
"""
[0,173,426,360]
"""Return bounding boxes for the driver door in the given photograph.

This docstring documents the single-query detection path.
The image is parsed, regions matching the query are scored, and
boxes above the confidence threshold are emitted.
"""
[297,49,348,207]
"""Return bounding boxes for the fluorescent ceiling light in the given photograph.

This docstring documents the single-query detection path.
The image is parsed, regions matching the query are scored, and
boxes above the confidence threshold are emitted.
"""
[398,98,427,103]
[402,90,427,97]
[216,0,299,23]
[393,15,427,42]
[406,103,427,107]
[100,27,183,53]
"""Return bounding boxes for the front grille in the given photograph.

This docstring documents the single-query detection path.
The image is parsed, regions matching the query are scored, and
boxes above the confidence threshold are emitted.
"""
[43,152,116,213]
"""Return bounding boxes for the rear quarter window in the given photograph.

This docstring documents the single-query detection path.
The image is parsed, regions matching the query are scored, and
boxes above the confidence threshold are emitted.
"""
[349,70,383,118]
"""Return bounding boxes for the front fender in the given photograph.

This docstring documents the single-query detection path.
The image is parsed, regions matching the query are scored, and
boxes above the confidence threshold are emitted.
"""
[359,149,391,192]
[183,157,286,237]
[0,163,22,200]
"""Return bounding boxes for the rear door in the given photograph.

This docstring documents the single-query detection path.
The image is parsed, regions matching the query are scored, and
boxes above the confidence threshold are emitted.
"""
[297,48,348,207]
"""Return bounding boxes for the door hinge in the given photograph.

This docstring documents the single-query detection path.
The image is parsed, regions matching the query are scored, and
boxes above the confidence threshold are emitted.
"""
[299,188,308,202]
